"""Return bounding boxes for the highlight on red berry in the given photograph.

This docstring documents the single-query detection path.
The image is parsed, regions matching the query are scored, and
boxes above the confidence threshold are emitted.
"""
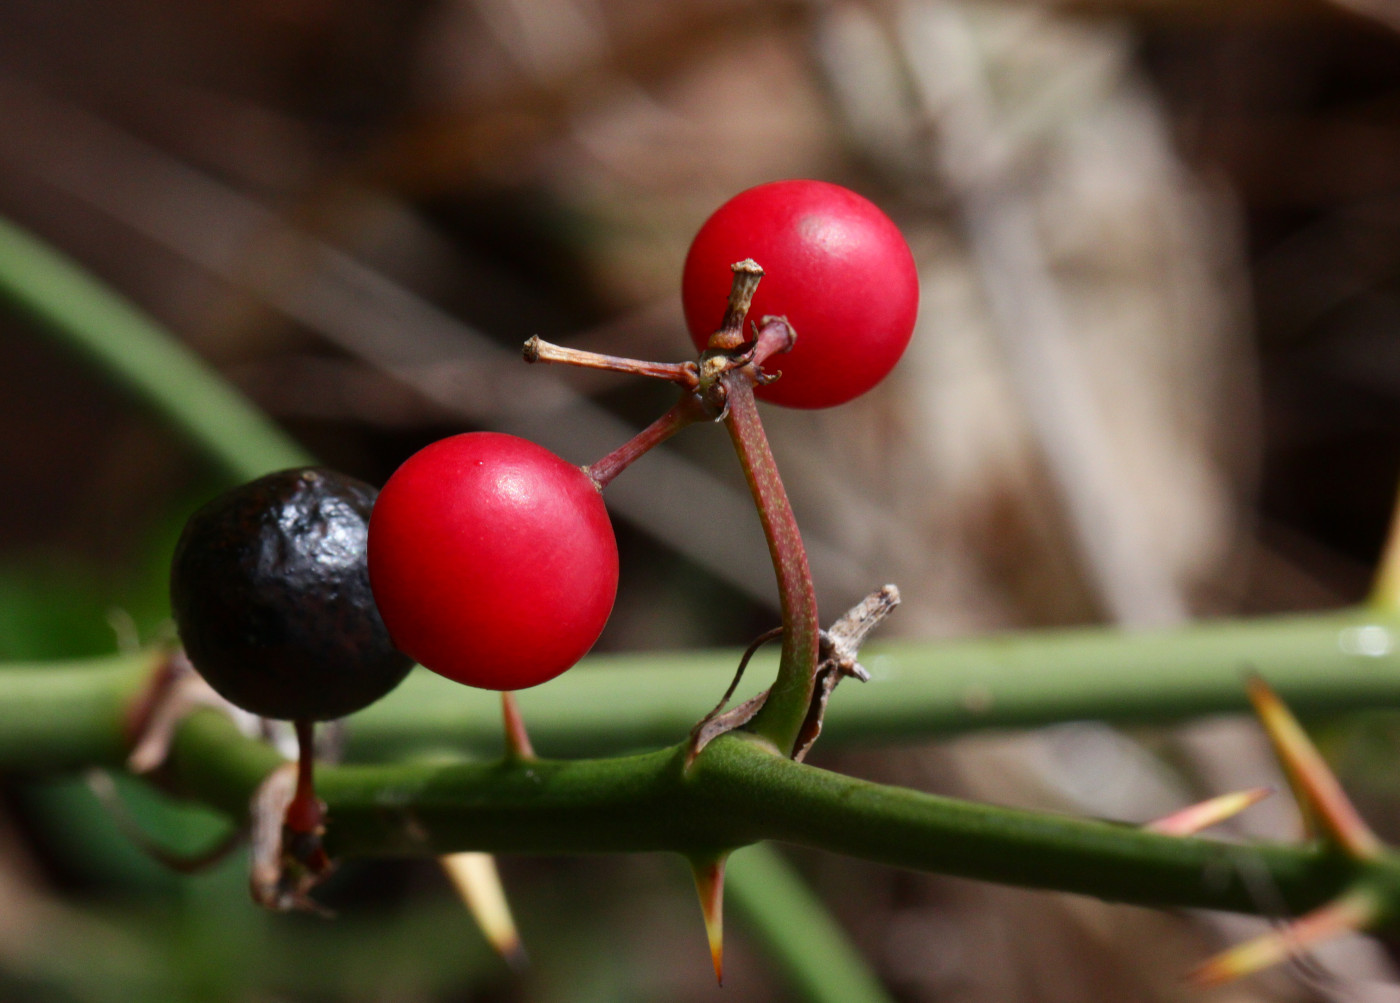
[681,179,919,409]
[367,431,618,691]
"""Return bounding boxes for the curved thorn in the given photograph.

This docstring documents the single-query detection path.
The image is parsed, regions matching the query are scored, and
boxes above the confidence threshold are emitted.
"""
[1188,886,1379,987]
[1144,787,1273,836]
[1246,675,1382,859]
[691,853,729,985]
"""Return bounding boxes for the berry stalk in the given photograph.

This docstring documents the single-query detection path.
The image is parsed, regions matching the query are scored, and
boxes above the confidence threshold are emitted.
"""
[585,395,711,489]
[720,374,819,756]
[284,719,328,861]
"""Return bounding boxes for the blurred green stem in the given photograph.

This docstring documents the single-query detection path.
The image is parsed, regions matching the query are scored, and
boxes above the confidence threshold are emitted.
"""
[727,845,892,1003]
[355,605,1400,759]
[139,708,1392,922]
[9,605,1400,770]
[0,216,311,480]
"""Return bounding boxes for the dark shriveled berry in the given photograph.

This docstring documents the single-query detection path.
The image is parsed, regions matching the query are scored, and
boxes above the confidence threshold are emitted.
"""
[170,468,413,721]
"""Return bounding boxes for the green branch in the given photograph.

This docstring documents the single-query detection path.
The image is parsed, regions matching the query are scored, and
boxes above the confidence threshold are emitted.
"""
[140,708,1378,924]
[0,652,156,770]
[9,605,1400,773]
[352,605,1400,759]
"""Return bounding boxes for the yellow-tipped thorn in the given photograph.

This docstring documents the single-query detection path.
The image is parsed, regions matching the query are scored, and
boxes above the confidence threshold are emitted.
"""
[442,852,526,970]
[501,691,536,761]
[691,854,728,985]
[1144,787,1273,836]
[1187,887,1378,987]
[1245,675,1382,859]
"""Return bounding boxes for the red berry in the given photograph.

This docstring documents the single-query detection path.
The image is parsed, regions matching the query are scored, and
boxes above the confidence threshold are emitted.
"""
[367,432,618,691]
[682,180,919,409]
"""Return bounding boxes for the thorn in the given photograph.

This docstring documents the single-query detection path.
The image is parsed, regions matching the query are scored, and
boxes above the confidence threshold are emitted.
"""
[1187,886,1379,987]
[442,853,527,970]
[1245,675,1382,859]
[1144,788,1273,836]
[691,854,728,985]
[501,692,536,761]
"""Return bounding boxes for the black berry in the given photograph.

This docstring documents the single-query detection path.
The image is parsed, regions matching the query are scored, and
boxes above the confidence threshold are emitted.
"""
[171,467,413,721]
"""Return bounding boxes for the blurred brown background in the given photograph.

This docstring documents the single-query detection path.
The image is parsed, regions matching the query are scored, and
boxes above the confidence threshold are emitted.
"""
[4,0,1400,1000]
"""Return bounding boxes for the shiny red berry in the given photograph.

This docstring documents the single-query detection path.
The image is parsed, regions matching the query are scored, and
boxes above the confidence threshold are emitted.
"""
[170,468,413,722]
[681,179,919,409]
[367,432,618,691]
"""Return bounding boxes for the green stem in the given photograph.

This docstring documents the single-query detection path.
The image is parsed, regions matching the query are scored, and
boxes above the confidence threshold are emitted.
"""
[159,710,1373,922]
[0,651,158,770]
[0,215,311,480]
[721,377,819,756]
[13,608,1400,768]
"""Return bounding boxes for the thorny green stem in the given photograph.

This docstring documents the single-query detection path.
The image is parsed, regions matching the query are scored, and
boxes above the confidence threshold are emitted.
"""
[156,710,1385,924]
[12,620,1400,928]
[721,375,820,756]
[23,203,1400,991]
[584,395,711,489]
